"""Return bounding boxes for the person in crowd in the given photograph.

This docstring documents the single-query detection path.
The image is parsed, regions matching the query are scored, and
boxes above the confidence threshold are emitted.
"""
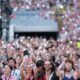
[57,59,78,80]
[35,60,44,80]
[1,64,17,80]
[8,58,21,80]
[15,55,22,69]
[8,58,16,69]
[44,60,59,80]
[7,49,15,59]
[20,63,35,80]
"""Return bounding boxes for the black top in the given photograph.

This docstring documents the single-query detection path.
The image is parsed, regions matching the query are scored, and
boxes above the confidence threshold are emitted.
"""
[51,72,59,80]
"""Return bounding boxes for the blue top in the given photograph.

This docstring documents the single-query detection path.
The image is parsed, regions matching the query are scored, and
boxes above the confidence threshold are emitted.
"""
[62,76,75,80]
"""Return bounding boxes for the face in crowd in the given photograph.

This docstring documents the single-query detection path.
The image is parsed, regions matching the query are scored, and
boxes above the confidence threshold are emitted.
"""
[3,65,12,76]
[8,58,16,69]
[16,55,22,65]
[64,59,74,72]
[44,60,52,71]
[25,64,33,74]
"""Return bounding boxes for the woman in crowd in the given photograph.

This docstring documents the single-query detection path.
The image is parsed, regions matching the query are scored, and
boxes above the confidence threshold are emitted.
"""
[57,59,78,80]
[1,64,17,80]
[44,60,59,80]
[8,58,21,80]
[15,55,22,69]
[20,63,34,80]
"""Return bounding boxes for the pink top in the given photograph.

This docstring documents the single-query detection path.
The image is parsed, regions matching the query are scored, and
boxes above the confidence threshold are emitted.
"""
[2,75,17,80]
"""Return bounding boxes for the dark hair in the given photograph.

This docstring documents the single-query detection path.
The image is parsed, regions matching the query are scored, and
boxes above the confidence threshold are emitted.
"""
[44,60,56,73]
[8,58,16,69]
[36,60,44,68]
[8,58,16,64]
[8,65,13,70]
[4,64,13,71]
[0,78,2,80]
[51,56,55,63]
[23,50,30,56]
[50,60,56,73]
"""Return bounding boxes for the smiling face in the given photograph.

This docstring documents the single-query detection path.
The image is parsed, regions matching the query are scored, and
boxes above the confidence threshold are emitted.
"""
[4,65,11,75]
[26,64,33,74]
[8,59,15,68]
[16,56,21,64]
[65,62,73,71]
[44,60,52,71]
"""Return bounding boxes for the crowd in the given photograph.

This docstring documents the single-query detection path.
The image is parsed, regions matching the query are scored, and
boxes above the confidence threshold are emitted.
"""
[9,0,56,20]
[0,34,80,80]
[9,0,51,10]
[0,0,80,80]
[59,5,80,41]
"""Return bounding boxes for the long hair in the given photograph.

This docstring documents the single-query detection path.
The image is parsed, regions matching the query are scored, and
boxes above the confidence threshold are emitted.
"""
[64,59,74,72]
[47,60,59,80]
[50,60,56,73]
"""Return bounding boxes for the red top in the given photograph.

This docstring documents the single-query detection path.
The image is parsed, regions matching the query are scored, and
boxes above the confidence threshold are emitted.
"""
[25,74,35,80]
[37,74,46,80]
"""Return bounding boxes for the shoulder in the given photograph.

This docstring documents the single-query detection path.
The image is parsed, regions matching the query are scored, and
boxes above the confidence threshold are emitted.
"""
[1,75,5,79]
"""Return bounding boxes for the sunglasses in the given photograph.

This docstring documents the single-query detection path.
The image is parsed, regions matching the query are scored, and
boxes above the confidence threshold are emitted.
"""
[44,64,51,66]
